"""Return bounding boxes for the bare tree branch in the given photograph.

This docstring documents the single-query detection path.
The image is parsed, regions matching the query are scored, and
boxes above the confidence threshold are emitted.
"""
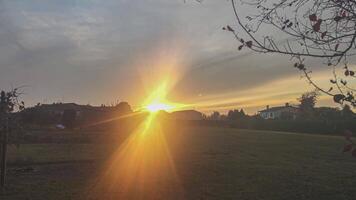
[223,0,356,106]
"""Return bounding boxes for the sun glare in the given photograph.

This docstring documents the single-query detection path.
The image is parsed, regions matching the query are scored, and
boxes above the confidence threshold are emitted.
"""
[146,103,175,112]
[90,81,184,199]
[142,81,185,113]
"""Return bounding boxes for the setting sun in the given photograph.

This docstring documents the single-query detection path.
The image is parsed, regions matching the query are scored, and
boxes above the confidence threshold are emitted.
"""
[146,103,175,112]
[142,81,186,113]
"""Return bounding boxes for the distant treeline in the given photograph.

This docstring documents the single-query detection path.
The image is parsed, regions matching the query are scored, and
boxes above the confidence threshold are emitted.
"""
[19,102,133,129]
[198,108,355,136]
[17,96,356,137]
[183,118,356,135]
[201,92,356,135]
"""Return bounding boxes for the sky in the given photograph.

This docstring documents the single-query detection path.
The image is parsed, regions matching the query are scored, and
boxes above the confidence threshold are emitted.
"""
[0,0,347,114]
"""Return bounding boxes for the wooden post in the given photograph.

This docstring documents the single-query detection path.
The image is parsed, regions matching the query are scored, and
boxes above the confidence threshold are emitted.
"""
[0,117,8,189]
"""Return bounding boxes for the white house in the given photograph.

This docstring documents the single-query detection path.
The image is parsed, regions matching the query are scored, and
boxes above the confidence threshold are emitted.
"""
[258,103,298,119]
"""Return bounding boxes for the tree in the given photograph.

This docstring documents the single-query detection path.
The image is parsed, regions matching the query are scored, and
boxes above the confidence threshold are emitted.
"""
[0,89,25,188]
[222,0,356,107]
[315,107,341,121]
[209,111,221,120]
[342,104,355,119]
[227,110,236,120]
[115,102,133,114]
[227,109,246,120]
[240,109,246,116]
[298,91,318,118]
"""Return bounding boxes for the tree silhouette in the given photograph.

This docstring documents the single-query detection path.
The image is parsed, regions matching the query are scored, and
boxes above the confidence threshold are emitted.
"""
[0,88,25,188]
[298,91,318,118]
[115,102,132,114]
[222,0,356,107]
[227,109,246,120]
[209,111,221,120]
[342,104,355,119]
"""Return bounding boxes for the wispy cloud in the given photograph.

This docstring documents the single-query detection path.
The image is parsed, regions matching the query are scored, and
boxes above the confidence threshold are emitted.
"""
[0,0,343,113]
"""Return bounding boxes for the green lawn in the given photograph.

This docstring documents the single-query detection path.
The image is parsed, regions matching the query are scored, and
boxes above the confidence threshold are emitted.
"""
[1,127,356,200]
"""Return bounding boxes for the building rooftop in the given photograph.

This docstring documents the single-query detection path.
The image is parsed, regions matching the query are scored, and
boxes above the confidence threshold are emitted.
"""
[258,104,297,113]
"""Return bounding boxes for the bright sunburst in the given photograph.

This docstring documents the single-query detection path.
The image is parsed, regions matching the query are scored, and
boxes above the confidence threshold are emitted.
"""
[142,81,185,113]
[146,103,174,112]
[91,81,185,199]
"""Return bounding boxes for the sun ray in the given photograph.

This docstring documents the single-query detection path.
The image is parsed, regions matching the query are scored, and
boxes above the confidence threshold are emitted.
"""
[88,82,185,199]
[141,81,187,113]
[81,111,143,128]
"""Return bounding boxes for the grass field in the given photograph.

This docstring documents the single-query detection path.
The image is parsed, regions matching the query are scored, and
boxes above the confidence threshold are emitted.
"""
[1,127,356,200]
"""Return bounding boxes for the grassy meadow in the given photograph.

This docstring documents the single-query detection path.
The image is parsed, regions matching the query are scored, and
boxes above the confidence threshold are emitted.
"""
[1,127,356,200]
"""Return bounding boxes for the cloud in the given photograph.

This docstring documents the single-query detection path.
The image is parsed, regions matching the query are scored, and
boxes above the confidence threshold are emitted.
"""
[0,0,343,112]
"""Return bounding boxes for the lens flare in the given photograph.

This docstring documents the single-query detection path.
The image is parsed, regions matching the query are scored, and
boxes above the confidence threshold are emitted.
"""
[146,103,174,112]
[89,82,185,199]
[142,81,186,113]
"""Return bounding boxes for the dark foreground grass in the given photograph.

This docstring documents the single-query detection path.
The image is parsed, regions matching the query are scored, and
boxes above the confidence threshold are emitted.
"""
[1,127,356,200]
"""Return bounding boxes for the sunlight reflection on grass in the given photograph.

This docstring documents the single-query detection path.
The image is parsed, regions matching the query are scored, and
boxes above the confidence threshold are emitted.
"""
[89,112,183,199]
